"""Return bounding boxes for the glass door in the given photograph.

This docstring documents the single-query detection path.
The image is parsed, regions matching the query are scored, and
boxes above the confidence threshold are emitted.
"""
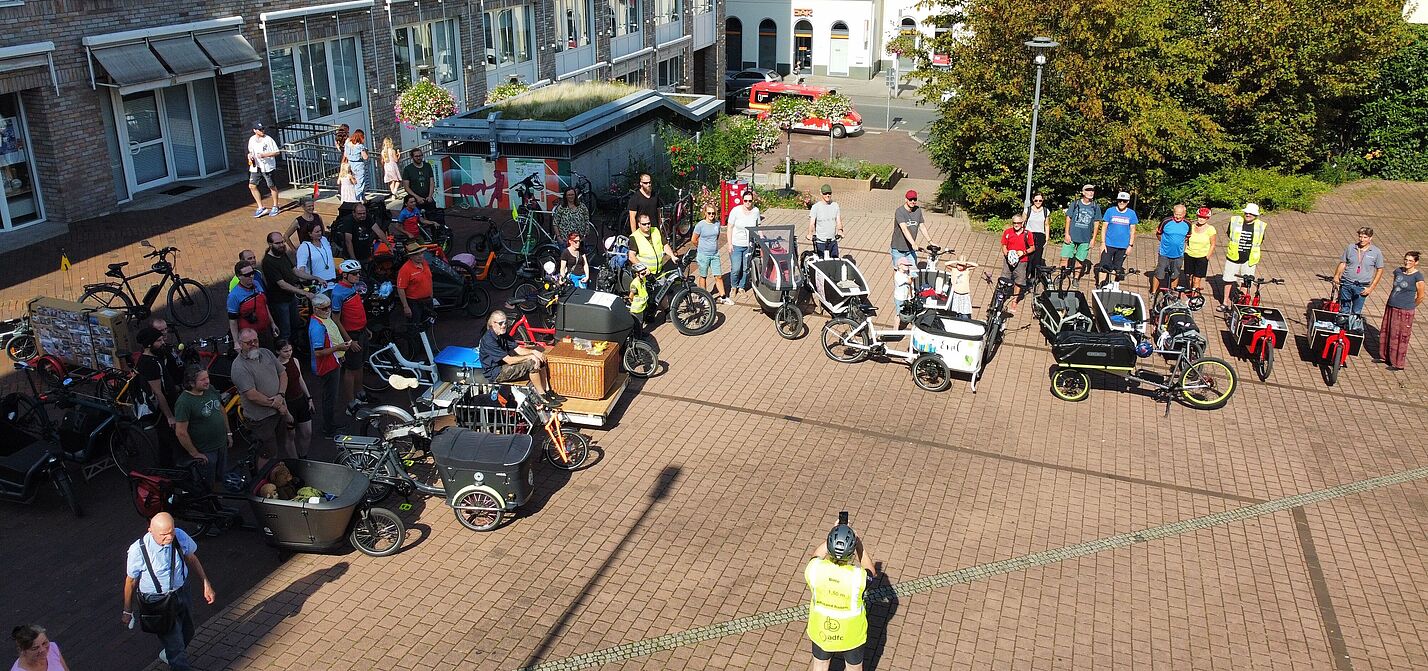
[122,91,171,189]
[0,93,44,230]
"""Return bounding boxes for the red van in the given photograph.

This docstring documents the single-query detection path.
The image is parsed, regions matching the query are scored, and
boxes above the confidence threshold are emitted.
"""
[747,82,863,138]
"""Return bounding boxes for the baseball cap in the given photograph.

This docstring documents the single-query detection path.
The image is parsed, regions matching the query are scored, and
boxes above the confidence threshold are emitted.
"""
[820,184,833,194]
[251,121,265,131]
[1116,191,1131,201]
[905,190,918,200]
[1243,203,1261,216]
[1196,207,1211,218]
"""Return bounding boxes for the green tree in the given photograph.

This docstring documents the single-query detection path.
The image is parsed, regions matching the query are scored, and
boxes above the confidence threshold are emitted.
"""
[1352,25,1428,181]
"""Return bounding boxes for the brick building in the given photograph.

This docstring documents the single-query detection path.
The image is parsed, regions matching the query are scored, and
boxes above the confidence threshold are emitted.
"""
[0,0,722,248]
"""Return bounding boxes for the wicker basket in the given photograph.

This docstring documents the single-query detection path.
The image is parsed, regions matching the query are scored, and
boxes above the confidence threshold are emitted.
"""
[546,340,621,400]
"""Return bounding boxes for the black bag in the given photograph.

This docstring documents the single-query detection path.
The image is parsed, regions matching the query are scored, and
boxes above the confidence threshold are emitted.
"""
[136,540,182,634]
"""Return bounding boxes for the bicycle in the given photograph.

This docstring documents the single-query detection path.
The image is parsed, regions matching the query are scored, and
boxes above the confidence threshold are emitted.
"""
[1224,274,1287,381]
[454,384,590,470]
[1,315,37,362]
[663,182,700,249]
[79,240,211,328]
[981,271,1016,363]
[1150,280,1206,314]
[363,324,440,393]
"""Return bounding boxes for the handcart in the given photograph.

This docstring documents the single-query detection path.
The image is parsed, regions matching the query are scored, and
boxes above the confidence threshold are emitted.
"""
[750,225,808,339]
[246,459,406,557]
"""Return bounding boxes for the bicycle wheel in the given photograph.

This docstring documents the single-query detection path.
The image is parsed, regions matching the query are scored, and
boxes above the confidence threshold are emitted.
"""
[464,232,490,256]
[1324,342,1343,387]
[1050,368,1091,402]
[671,287,717,335]
[1188,292,1206,311]
[775,303,804,340]
[465,285,491,318]
[509,282,542,313]
[6,334,37,362]
[1253,344,1274,382]
[52,466,82,517]
[983,314,1005,363]
[167,279,212,327]
[489,259,518,290]
[453,488,503,531]
[34,357,65,390]
[337,450,395,503]
[622,338,658,378]
[350,506,405,556]
[109,421,155,474]
[1178,357,1237,409]
[79,285,133,312]
[821,318,870,363]
[911,353,952,392]
[545,428,590,470]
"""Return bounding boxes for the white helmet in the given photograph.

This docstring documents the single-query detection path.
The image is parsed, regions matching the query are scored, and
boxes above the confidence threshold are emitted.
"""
[339,259,362,274]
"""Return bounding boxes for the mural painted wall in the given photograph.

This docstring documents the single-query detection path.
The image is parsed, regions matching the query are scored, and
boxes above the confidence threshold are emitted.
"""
[440,155,570,212]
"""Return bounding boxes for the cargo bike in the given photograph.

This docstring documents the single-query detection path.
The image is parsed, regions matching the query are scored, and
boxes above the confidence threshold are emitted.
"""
[1224,275,1289,381]
[1305,278,1365,387]
[821,305,989,392]
[245,459,406,556]
[1047,327,1238,410]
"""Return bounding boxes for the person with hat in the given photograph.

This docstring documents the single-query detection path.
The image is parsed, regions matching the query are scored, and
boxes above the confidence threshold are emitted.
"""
[246,121,280,218]
[330,259,370,403]
[1220,203,1267,310]
[306,293,356,440]
[1094,191,1139,287]
[1001,213,1036,315]
[1062,184,1101,280]
[804,514,879,671]
[892,255,916,327]
[627,262,652,326]
[396,245,435,343]
[945,255,979,318]
[1151,203,1192,296]
[1182,207,1217,293]
[809,184,845,258]
[135,325,183,467]
[890,189,926,268]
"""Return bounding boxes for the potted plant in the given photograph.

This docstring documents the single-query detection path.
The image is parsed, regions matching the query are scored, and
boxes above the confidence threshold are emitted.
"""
[395,78,458,129]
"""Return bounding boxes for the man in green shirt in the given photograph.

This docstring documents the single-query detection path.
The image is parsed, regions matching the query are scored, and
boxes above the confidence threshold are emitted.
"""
[400,148,436,208]
[174,366,231,492]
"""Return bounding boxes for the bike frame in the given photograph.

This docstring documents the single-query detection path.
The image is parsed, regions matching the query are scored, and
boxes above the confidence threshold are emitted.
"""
[104,263,174,310]
[337,434,446,498]
[367,330,439,389]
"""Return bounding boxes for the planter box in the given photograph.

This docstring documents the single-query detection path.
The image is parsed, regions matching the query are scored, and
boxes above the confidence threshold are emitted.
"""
[770,171,903,192]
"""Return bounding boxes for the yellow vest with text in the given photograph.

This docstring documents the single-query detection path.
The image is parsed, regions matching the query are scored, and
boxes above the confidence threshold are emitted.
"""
[632,227,664,274]
[1225,216,1265,266]
[629,275,648,315]
[805,558,868,652]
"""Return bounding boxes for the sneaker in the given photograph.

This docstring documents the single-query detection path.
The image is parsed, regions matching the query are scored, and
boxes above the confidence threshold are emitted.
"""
[159,649,168,664]
[253,207,267,218]
[718,297,733,305]
[269,207,281,216]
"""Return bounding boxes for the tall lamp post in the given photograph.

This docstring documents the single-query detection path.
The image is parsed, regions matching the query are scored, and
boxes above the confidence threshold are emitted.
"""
[1021,37,1058,214]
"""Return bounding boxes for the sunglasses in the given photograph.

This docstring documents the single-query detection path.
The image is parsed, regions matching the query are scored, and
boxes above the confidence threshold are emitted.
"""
[1032,199,1043,203]
[640,181,651,185]
[239,272,255,278]
[240,339,259,346]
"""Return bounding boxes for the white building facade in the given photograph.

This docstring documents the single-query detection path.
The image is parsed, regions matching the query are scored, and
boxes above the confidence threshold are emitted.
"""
[724,0,942,80]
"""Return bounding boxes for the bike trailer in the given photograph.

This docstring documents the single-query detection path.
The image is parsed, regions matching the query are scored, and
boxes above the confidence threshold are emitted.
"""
[804,257,871,317]
[430,428,536,509]
[247,459,371,553]
[1307,308,1364,357]
[1092,289,1147,333]
[555,289,636,343]
[1051,330,1139,370]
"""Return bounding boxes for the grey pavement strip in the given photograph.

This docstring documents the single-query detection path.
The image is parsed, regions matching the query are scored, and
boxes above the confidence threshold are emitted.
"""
[514,465,1428,671]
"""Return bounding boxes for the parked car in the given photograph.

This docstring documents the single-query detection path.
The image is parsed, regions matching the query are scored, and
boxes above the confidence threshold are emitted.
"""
[725,86,756,115]
[725,68,782,91]
[747,82,864,138]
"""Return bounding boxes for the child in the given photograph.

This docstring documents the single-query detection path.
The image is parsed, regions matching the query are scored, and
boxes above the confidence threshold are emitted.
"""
[946,256,978,319]
[381,137,401,196]
[893,256,915,327]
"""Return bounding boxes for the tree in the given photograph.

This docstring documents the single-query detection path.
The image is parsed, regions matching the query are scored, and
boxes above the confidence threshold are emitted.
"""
[1351,25,1428,181]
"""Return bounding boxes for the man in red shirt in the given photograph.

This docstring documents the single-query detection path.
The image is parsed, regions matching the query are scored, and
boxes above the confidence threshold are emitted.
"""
[1000,213,1035,315]
[396,248,434,348]
[331,259,369,403]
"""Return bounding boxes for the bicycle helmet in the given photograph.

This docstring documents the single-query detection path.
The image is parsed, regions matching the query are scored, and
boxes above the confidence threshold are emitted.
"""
[632,262,648,273]
[339,259,362,274]
[1135,340,1154,358]
[827,523,857,562]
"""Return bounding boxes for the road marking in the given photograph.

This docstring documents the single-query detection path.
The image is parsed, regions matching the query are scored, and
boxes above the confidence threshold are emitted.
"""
[514,465,1428,671]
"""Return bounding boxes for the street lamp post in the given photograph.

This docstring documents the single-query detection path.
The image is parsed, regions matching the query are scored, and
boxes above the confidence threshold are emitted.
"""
[1021,37,1058,215]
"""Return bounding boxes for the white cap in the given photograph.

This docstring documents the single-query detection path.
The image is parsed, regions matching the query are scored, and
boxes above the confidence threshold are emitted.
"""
[1242,203,1261,216]
[1116,191,1131,201]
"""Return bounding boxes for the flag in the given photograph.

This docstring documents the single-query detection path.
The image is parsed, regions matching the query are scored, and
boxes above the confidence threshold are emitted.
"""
[59,248,71,272]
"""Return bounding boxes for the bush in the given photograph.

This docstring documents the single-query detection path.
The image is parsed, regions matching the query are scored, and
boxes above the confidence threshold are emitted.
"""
[1160,167,1330,213]
[752,186,813,210]
[792,158,898,183]
[478,81,636,121]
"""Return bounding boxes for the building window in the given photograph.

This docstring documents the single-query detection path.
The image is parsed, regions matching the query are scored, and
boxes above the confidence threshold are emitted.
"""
[555,0,594,52]
[485,6,534,70]
[617,67,645,85]
[654,0,681,24]
[758,19,777,71]
[0,93,43,230]
[725,17,742,68]
[607,0,640,36]
[657,54,684,89]
[267,36,365,123]
[396,19,461,89]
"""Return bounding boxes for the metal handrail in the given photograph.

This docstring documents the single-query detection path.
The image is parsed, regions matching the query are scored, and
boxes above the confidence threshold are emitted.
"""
[275,119,433,200]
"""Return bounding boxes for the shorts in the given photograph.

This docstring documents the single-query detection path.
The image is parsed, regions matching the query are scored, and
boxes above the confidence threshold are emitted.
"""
[695,252,722,277]
[1099,246,1128,272]
[286,395,313,424]
[1183,255,1209,278]
[249,170,276,189]
[493,357,540,383]
[1154,255,1184,281]
[1222,259,1257,283]
[1060,242,1090,261]
[889,248,915,269]
[812,642,864,665]
[1001,261,1028,286]
[342,332,369,371]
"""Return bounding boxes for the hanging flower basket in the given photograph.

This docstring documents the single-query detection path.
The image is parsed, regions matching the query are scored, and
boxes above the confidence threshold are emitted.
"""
[394,78,457,129]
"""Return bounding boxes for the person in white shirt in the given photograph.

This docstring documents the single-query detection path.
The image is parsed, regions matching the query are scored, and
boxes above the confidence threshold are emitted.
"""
[295,220,338,282]
[247,121,281,218]
[726,196,761,299]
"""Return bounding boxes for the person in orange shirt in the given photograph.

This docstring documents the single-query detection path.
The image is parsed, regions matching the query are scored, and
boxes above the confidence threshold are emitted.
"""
[396,248,434,345]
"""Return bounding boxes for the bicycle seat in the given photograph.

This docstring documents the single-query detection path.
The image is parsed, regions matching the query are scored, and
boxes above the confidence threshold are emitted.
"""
[388,374,421,390]
[106,262,129,277]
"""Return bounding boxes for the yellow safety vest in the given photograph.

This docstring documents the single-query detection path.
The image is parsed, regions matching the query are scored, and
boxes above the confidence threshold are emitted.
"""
[1225,216,1265,265]
[805,558,868,652]
[629,275,648,315]
[632,228,664,274]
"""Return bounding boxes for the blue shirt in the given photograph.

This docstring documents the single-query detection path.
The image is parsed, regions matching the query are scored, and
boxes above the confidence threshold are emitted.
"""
[1102,207,1139,249]
[330,282,359,314]
[226,283,264,318]
[126,530,196,594]
[693,219,720,255]
[1065,200,1099,244]
[478,328,515,381]
[1158,218,1190,258]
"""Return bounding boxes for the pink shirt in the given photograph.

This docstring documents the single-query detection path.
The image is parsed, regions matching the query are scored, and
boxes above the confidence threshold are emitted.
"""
[11,640,63,671]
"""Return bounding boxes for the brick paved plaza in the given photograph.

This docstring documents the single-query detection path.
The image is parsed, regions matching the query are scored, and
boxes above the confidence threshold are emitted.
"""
[1,155,1425,670]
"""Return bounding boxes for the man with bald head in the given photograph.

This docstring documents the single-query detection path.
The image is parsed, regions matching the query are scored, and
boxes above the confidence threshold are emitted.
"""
[122,512,216,670]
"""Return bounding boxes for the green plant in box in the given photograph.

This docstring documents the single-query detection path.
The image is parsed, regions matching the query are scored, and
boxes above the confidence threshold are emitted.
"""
[395,78,458,129]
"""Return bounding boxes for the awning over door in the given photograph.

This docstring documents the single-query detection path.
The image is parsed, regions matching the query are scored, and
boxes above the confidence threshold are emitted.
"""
[83,17,262,95]
[0,41,59,94]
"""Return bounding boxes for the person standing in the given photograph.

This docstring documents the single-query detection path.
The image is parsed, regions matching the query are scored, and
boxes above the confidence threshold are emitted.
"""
[400,147,437,210]
[173,366,229,491]
[1094,191,1138,286]
[1000,213,1035,315]
[295,221,337,283]
[122,512,215,671]
[1025,192,1049,275]
[1062,184,1100,279]
[1220,203,1267,310]
[396,247,434,334]
[337,162,359,205]
[306,294,354,440]
[808,185,844,258]
[261,231,322,341]
[628,214,678,275]
[1181,207,1216,292]
[282,196,324,250]
[343,129,369,201]
[227,249,265,292]
[11,624,71,671]
[272,339,314,460]
[726,195,761,298]
[381,137,402,196]
[552,188,593,242]
[246,122,280,218]
[1380,251,1424,371]
[135,327,181,468]
[229,329,289,464]
[946,256,978,319]
[626,173,662,235]
[1332,227,1386,316]
[330,260,369,402]
[892,256,915,327]
[804,516,878,671]
[692,206,730,303]
[1152,203,1191,295]
[890,190,925,268]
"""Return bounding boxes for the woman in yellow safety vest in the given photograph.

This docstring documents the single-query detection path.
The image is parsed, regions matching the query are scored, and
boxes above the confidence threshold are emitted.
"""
[805,519,879,671]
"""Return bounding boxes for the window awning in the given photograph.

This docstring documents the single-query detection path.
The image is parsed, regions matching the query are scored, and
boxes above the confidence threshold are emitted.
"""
[0,41,59,94]
[83,17,261,94]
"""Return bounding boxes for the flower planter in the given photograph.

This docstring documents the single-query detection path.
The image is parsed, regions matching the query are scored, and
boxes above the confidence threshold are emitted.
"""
[769,171,903,192]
